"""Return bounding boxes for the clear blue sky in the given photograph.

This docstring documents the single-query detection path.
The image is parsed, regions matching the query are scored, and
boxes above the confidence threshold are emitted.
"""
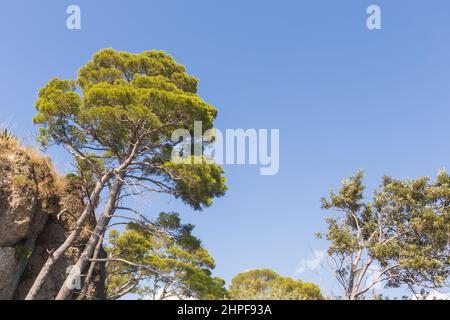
[1,0,450,296]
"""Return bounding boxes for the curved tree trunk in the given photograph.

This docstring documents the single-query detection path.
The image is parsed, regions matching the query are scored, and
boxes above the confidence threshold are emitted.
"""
[25,173,112,300]
[55,175,123,300]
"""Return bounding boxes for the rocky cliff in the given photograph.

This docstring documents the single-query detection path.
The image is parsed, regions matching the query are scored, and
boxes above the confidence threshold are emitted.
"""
[0,134,105,300]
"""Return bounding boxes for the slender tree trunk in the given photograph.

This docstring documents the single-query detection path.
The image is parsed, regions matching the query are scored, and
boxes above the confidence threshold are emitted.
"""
[346,267,356,300]
[25,173,112,300]
[55,175,124,300]
[76,233,104,300]
[55,141,140,300]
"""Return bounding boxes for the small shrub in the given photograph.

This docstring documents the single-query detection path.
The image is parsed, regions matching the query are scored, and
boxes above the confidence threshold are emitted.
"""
[12,175,32,188]
[0,128,18,149]
[15,244,33,261]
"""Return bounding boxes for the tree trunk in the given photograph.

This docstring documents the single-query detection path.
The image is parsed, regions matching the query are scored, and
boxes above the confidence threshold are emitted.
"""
[25,173,112,300]
[76,232,105,300]
[55,175,124,300]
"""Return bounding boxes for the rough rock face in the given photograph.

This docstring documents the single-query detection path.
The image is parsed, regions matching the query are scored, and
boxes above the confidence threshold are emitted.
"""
[0,147,52,248]
[0,136,106,300]
[14,216,106,300]
[0,247,22,299]
[13,181,107,300]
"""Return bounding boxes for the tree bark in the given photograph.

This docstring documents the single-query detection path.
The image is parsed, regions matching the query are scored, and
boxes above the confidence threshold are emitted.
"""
[76,234,104,300]
[55,175,124,300]
[55,141,140,300]
[25,172,112,300]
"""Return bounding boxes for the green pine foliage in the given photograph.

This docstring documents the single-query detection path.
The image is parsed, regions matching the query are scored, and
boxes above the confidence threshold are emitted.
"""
[106,212,227,300]
[33,48,226,210]
[229,269,323,300]
[320,170,450,298]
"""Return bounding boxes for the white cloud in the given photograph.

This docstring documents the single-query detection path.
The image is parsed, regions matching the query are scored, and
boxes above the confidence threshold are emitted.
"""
[295,250,326,275]
[412,291,450,300]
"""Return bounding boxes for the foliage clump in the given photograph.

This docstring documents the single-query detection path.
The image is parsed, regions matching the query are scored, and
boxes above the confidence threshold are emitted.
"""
[106,212,227,300]
[229,269,323,300]
[0,128,18,150]
[320,170,450,299]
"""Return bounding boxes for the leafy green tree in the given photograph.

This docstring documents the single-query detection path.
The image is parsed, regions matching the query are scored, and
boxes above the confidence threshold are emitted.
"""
[319,170,450,300]
[229,269,323,300]
[27,49,226,300]
[105,212,227,300]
